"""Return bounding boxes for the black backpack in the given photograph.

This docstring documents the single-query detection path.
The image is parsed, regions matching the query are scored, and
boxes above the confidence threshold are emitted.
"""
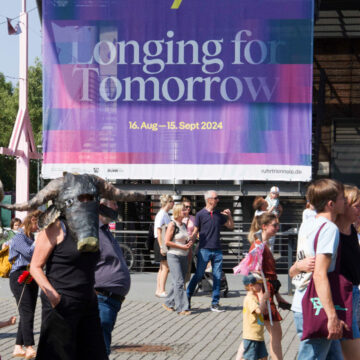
[146,223,155,251]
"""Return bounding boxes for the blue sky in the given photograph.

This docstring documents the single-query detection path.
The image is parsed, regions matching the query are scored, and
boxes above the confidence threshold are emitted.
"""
[0,0,41,86]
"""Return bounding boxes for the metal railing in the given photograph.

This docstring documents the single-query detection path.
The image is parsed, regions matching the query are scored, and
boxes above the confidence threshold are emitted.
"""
[111,222,299,294]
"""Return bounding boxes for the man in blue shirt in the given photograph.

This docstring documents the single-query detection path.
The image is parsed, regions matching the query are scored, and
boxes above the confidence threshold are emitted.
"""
[95,199,131,355]
[187,190,234,312]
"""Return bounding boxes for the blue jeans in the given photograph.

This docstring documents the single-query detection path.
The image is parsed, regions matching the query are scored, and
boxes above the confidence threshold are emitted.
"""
[351,286,360,339]
[293,311,343,360]
[97,294,123,355]
[186,248,223,306]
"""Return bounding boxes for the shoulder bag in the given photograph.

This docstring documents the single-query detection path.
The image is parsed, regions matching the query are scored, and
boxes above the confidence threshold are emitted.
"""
[161,221,180,254]
[301,223,353,340]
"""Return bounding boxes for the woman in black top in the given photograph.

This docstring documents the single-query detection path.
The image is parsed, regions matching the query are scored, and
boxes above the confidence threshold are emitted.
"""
[336,185,360,360]
[30,214,108,360]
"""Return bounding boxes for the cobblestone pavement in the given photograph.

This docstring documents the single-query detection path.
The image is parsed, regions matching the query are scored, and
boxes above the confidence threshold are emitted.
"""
[0,274,300,360]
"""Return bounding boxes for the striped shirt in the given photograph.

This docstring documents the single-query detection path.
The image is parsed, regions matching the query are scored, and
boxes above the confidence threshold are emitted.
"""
[9,229,35,273]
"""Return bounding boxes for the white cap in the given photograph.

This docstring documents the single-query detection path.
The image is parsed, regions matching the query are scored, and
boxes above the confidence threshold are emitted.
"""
[270,186,280,194]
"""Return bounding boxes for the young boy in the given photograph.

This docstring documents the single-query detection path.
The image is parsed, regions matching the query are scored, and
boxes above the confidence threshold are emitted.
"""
[238,273,269,360]
[265,186,281,216]
[289,178,346,359]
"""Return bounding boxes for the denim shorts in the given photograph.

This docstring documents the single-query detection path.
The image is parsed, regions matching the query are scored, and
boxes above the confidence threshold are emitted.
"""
[243,339,268,360]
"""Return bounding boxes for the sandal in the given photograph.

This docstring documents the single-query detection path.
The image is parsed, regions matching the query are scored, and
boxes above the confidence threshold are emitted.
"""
[162,304,175,312]
[13,346,26,357]
[24,348,36,359]
[13,352,26,358]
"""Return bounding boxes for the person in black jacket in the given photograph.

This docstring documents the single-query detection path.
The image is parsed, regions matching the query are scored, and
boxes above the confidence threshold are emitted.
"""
[336,185,360,360]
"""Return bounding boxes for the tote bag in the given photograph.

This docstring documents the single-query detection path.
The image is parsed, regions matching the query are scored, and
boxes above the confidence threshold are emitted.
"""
[301,223,353,340]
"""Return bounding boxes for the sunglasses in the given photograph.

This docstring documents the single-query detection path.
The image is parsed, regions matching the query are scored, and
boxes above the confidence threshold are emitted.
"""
[270,223,280,228]
[185,206,191,209]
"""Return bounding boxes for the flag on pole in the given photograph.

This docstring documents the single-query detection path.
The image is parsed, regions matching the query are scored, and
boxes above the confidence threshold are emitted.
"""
[7,18,21,35]
[233,242,273,326]
[233,242,265,275]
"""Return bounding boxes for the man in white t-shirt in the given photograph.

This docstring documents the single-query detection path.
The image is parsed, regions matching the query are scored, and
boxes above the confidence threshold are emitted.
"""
[289,179,346,359]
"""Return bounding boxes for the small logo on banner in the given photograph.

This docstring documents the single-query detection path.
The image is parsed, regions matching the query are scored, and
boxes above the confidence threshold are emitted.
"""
[171,0,183,9]
[52,0,69,7]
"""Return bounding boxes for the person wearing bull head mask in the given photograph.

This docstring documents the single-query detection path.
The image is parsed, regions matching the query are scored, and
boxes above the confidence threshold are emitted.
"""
[0,173,144,360]
[31,194,108,360]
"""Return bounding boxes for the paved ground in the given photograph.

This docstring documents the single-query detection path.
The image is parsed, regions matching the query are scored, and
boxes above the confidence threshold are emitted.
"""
[0,273,299,360]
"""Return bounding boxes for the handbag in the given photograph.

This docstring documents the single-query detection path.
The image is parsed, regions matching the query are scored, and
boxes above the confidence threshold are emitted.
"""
[160,221,179,254]
[0,246,12,278]
[301,223,353,340]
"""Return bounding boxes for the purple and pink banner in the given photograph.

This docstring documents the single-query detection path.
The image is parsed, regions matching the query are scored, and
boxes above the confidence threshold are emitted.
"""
[42,0,314,181]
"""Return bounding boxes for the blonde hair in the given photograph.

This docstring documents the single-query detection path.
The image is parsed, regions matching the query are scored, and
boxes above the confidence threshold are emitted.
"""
[248,216,261,244]
[172,204,184,218]
[21,210,42,238]
[344,185,360,206]
[258,212,278,227]
[160,194,173,207]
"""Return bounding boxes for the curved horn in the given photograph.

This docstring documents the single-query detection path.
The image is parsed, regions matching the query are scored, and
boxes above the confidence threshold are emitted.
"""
[0,180,4,203]
[94,176,146,202]
[0,177,64,211]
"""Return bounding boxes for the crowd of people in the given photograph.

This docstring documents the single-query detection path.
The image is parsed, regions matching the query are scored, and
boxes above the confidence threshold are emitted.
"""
[1,179,360,359]
[0,176,134,359]
[237,179,360,360]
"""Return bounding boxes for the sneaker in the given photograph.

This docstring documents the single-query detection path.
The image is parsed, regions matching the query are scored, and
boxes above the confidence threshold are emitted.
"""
[162,303,175,312]
[156,292,168,298]
[210,304,225,313]
[178,310,191,316]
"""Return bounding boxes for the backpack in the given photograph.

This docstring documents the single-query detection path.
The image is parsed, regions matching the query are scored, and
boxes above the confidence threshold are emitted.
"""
[146,223,155,251]
[160,221,180,254]
[0,246,12,278]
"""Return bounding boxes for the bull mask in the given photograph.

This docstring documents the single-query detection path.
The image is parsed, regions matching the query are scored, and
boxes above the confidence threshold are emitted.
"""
[0,174,145,252]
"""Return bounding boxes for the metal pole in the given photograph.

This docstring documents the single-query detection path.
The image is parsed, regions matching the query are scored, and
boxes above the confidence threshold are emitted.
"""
[15,0,30,219]
[287,235,294,295]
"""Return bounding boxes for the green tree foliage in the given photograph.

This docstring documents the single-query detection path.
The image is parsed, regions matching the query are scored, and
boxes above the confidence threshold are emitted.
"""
[0,59,42,192]
[0,74,18,148]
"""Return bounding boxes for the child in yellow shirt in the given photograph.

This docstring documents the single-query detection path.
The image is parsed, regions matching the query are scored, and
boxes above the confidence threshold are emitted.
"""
[239,273,269,360]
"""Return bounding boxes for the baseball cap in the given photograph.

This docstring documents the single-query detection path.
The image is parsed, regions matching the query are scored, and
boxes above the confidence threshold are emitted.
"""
[252,272,263,283]
[270,186,280,194]
[242,273,257,286]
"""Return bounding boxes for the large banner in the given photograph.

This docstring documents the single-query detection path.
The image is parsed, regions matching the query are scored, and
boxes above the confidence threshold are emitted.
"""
[42,0,314,181]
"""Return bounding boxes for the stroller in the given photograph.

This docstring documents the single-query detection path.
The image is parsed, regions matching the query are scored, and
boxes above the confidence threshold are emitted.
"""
[192,248,229,297]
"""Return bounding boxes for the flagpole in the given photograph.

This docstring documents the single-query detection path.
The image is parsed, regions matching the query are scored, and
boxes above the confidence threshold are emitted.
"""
[260,269,273,326]
[14,0,30,220]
